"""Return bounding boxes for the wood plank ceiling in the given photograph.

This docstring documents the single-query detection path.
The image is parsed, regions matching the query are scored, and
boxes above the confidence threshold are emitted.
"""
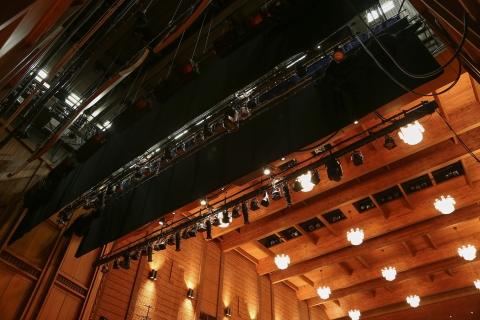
[145,70,480,319]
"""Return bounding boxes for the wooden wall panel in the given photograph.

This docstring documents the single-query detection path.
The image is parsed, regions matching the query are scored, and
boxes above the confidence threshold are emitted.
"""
[37,285,82,320]
[201,240,222,317]
[260,275,272,320]
[309,306,330,320]
[273,282,300,320]
[0,264,34,320]
[8,220,59,268]
[60,235,98,285]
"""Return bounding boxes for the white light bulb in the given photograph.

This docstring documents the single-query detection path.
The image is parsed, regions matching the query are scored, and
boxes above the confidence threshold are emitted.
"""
[398,120,425,145]
[349,309,361,320]
[317,286,331,299]
[406,295,420,308]
[381,266,397,281]
[458,244,476,261]
[347,228,364,245]
[298,171,314,192]
[274,254,290,270]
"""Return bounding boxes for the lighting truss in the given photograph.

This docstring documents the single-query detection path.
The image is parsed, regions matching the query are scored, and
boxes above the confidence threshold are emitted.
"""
[91,100,438,267]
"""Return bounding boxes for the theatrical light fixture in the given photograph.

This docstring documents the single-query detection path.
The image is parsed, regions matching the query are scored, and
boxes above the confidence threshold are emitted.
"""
[187,288,194,299]
[458,244,477,261]
[238,106,251,120]
[131,249,140,260]
[398,120,425,146]
[225,307,232,317]
[57,218,65,228]
[159,217,166,226]
[175,233,181,251]
[182,229,190,239]
[274,254,290,270]
[188,227,197,237]
[197,220,207,232]
[272,186,282,201]
[351,150,364,166]
[250,198,260,211]
[332,46,346,62]
[326,158,343,182]
[293,171,314,192]
[317,286,331,299]
[212,215,221,227]
[231,205,241,218]
[347,228,364,246]
[141,247,148,256]
[242,202,250,224]
[283,184,293,206]
[311,170,320,186]
[381,266,397,281]
[113,259,120,269]
[200,197,207,206]
[206,219,212,239]
[406,295,420,308]
[219,210,232,228]
[383,135,397,150]
[101,264,109,274]
[153,240,167,251]
[119,253,131,270]
[349,310,361,320]
[260,191,270,207]
[474,280,480,289]
[263,167,272,175]
[147,244,153,262]
[167,235,175,246]
[434,195,456,214]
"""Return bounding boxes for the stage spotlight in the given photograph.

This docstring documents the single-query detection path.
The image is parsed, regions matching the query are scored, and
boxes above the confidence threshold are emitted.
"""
[182,229,190,239]
[113,259,120,269]
[383,135,397,150]
[101,264,109,274]
[175,233,181,251]
[115,185,123,194]
[154,240,167,251]
[326,158,343,182]
[212,215,221,227]
[272,186,282,201]
[238,105,251,120]
[220,210,231,227]
[283,184,293,206]
[242,202,250,224]
[141,247,148,256]
[231,205,241,218]
[292,179,303,192]
[119,253,131,270]
[167,235,175,246]
[311,170,320,185]
[246,99,257,110]
[263,167,271,175]
[260,191,270,207]
[351,150,364,166]
[200,197,207,206]
[197,220,207,232]
[131,249,140,260]
[159,217,166,226]
[250,198,260,211]
[57,218,66,228]
[147,245,153,262]
[206,219,212,239]
[203,122,213,138]
[164,146,172,161]
[188,226,197,237]
[332,46,346,62]
[134,168,143,179]
[295,63,307,78]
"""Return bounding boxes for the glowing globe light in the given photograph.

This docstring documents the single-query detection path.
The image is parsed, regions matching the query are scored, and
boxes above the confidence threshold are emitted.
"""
[381,266,397,281]
[298,171,315,192]
[347,228,364,245]
[474,280,480,289]
[317,286,331,299]
[458,244,477,261]
[349,309,361,320]
[274,254,290,270]
[434,195,456,214]
[398,120,425,145]
[406,295,420,308]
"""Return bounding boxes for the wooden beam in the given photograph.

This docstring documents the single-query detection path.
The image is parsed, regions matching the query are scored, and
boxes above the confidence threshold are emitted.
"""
[293,224,316,245]
[316,215,339,238]
[249,241,275,258]
[218,121,480,247]
[445,269,454,277]
[426,274,434,282]
[433,93,459,144]
[384,286,394,293]
[337,261,354,276]
[332,300,341,307]
[357,256,371,270]
[461,159,475,188]
[234,247,259,265]
[298,275,315,287]
[283,280,299,291]
[425,234,438,250]
[385,164,392,171]
[306,256,468,306]
[369,289,376,298]
[397,184,414,210]
[369,195,388,219]
[269,203,480,283]
[470,74,480,104]
[403,241,417,257]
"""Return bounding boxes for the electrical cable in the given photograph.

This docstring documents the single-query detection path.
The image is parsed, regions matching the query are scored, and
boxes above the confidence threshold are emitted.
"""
[345,0,468,79]
[300,130,340,152]
[350,24,463,97]
[436,110,480,163]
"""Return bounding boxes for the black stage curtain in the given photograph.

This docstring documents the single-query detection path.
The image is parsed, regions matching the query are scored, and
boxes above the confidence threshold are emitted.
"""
[10,2,444,255]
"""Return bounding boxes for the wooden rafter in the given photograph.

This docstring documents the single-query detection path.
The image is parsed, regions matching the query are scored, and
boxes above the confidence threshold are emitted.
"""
[293,224,316,244]
[298,275,315,287]
[316,215,339,238]
[398,184,414,210]
[357,256,371,270]
[283,280,299,291]
[461,159,475,188]
[425,234,438,250]
[403,241,417,257]
[369,195,388,219]
[249,240,275,258]
[234,247,259,265]
[337,261,354,276]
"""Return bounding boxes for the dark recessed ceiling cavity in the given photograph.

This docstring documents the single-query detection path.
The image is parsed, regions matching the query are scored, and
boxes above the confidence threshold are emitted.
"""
[373,185,403,205]
[322,209,346,224]
[401,174,433,195]
[298,217,324,232]
[432,161,465,185]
